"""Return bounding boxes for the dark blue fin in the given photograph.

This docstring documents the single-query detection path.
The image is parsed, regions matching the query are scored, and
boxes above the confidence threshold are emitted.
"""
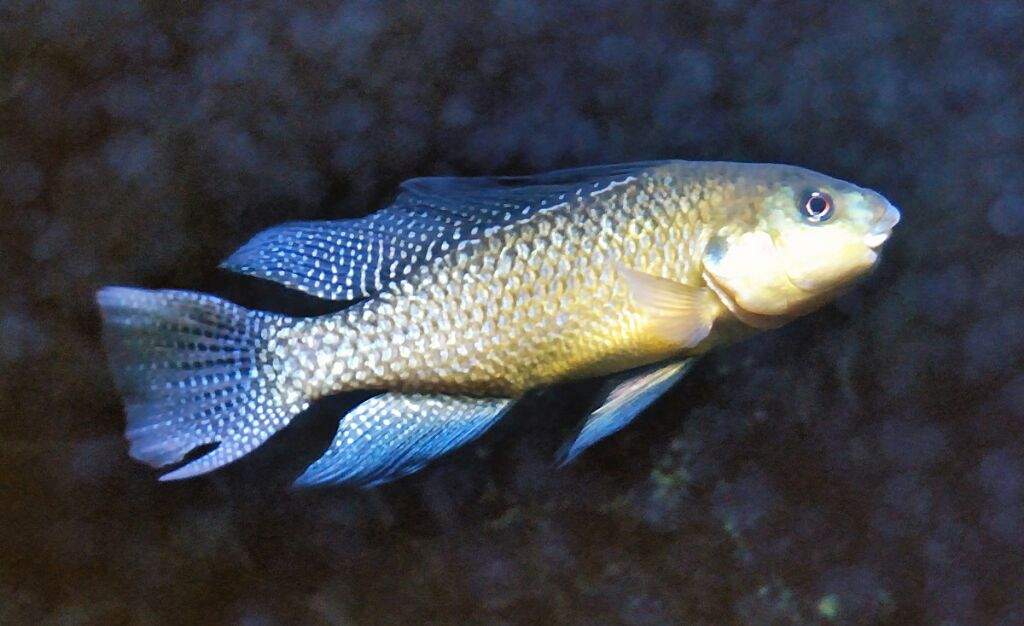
[293,393,514,488]
[220,212,458,301]
[222,161,669,301]
[396,160,670,219]
[558,359,696,466]
[96,287,307,480]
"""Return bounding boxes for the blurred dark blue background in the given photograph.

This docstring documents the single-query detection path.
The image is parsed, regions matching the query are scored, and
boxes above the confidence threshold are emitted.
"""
[1,1,1023,623]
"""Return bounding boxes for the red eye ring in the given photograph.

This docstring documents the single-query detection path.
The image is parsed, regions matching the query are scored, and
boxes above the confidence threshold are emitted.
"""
[802,191,833,222]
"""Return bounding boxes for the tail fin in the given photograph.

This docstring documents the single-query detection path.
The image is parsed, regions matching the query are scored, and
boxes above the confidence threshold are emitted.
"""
[96,287,308,480]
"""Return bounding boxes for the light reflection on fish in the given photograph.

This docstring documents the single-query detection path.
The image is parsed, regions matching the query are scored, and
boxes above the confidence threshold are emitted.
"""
[96,160,900,486]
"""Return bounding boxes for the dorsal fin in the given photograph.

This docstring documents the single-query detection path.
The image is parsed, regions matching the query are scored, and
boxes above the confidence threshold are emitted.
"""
[221,161,671,301]
[397,160,669,213]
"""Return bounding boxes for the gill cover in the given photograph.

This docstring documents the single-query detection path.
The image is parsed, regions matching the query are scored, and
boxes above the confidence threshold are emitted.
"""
[701,232,795,318]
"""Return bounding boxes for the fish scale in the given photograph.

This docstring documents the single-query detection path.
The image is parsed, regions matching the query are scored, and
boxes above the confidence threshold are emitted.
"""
[276,167,708,399]
[97,160,899,485]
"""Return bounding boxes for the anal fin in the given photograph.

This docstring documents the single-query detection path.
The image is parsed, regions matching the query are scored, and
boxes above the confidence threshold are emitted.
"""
[294,393,513,488]
[559,359,696,465]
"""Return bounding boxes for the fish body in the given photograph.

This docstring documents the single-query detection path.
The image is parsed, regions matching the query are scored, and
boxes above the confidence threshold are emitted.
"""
[283,163,714,399]
[97,160,899,486]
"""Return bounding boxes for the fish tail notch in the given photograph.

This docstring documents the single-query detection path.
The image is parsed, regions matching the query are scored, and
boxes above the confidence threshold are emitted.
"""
[96,286,308,480]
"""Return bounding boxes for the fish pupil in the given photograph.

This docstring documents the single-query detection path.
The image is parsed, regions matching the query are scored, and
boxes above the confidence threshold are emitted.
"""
[802,191,833,222]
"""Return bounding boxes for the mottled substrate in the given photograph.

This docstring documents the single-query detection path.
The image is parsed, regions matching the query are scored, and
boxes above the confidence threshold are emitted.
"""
[1,1,1022,624]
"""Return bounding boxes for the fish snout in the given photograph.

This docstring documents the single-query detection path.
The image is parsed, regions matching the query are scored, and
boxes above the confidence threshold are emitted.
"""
[864,201,901,249]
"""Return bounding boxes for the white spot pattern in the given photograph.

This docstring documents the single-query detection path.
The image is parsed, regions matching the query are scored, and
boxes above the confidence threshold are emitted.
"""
[220,162,653,301]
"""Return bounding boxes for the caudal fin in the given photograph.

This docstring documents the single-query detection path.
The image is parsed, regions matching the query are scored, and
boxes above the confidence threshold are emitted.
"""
[96,287,307,480]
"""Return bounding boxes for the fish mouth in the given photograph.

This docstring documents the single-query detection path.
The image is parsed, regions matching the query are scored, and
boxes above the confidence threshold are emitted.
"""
[865,203,901,249]
[863,232,890,249]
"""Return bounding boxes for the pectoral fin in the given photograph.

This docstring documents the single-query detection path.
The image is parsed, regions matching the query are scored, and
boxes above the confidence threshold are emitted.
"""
[294,393,513,488]
[618,266,719,348]
[558,358,696,466]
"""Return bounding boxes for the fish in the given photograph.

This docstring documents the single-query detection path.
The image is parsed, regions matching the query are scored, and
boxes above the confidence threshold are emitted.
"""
[96,160,900,487]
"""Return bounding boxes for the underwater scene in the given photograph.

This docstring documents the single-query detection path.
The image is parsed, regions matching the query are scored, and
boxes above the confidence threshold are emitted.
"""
[1,1,1023,624]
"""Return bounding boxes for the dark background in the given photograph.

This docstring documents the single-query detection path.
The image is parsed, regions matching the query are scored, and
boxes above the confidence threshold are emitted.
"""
[2,1,1023,624]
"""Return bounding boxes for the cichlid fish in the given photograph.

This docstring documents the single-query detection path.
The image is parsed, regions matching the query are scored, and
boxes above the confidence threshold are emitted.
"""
[97,160,900,487]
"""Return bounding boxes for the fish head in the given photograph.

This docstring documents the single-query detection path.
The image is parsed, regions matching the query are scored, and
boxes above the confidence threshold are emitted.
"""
[701,165,900,325]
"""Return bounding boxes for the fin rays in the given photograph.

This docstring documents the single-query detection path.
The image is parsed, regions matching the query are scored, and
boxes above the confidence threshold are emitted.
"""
[222,162,663,301]
[97,287,309,479]
[294,393,513,488]
[559,359,695,465]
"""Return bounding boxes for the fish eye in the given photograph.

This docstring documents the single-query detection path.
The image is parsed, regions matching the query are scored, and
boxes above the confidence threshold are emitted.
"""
[800,190,834,223]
